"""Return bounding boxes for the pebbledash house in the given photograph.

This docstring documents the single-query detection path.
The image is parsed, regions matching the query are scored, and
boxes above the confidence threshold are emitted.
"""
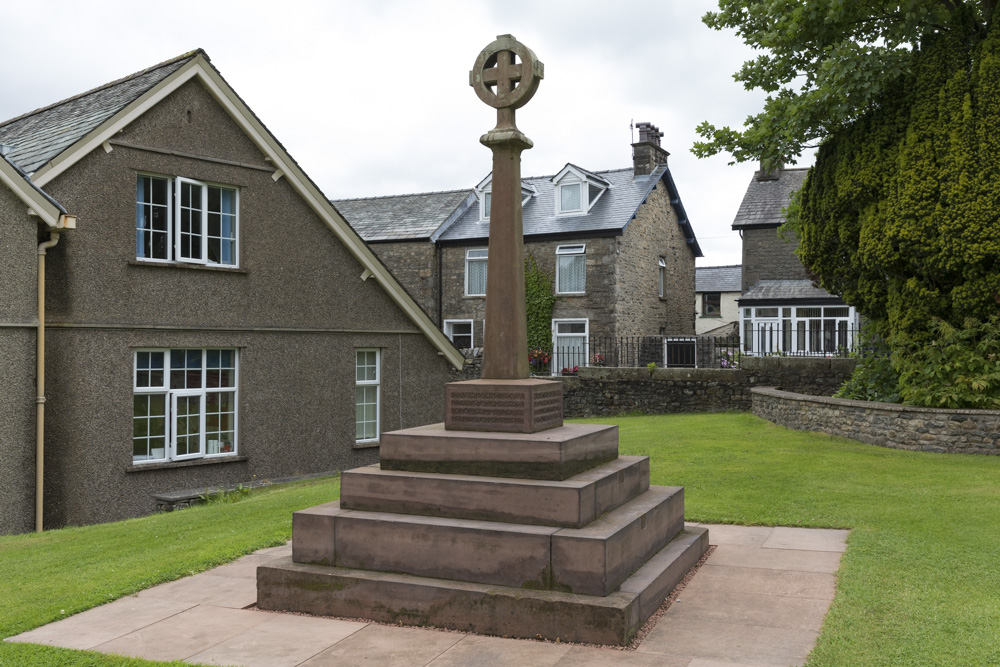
[0,50,463,535]
[732,165,859,356]
[334,122,703,374]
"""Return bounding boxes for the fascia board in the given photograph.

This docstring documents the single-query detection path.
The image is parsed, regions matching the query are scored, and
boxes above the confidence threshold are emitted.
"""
[0,157,62,227]
[34,55,464,370]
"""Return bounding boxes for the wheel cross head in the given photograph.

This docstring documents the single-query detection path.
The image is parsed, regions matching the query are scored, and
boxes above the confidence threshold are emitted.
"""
[470,34,544,110]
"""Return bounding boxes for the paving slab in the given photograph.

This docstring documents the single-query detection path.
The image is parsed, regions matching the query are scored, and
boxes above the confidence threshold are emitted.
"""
[429,634,572,666]
[186,613,367,666]
[137,571,258,608]
[9,523,846,667]
[299,624,463,666]
[666,588,832,630]
[705,543,843,573]
[763,526,849,552]
[5,597,196,650]
[681,563,836,601]
[93,604,269,662]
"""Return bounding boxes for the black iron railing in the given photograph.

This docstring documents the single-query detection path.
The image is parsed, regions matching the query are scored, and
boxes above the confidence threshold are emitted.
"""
[523,327,859,374]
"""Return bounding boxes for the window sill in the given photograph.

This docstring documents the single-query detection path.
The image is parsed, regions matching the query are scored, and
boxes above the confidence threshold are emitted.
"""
[129,260,247,274]
[556,292,586,297]
[463,295,486,299]
[353,441,380,450]
[127,455,248,473]
[699,315,723,319]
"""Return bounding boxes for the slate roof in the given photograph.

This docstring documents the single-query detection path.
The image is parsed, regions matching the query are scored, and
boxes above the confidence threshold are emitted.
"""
[333,189,473,242]
[696,265,741,293]
[0,51,198,175]
[740,279,841,303]
[0,152,66,214]
[731,168,809,230]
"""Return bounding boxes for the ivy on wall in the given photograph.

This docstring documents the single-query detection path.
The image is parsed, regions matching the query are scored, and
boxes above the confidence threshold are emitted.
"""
[525,251,556,350]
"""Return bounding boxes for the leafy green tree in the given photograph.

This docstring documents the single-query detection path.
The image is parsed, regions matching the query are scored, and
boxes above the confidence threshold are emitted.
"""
[524,252,556,351]
[694,0,995,167]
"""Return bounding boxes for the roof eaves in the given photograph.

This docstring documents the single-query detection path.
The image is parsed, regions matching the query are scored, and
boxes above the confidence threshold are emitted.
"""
[0,152,65,227]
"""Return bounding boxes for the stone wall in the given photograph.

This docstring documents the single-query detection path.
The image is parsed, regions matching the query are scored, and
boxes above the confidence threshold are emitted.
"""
[615,181,695,337]
[752,387,1000,454]
[558,357,854,417]
[741,226,810,293]
[369,241,438,324]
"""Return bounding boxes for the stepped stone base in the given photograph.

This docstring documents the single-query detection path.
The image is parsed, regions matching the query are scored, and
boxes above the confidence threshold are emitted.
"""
[380,422,618,480]
[340,456,649,527]
[258,527,708,646]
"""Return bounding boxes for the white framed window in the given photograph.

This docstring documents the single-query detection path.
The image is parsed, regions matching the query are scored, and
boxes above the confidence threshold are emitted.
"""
[658,257,666,297]
[552,318,589,375]
[480,190,492,221]
[356,349,380,443]
[444,320,474,348]
[132,349,238,464]
[558,182,583,215]
[137,174,238,266]
[740,306,858,356]
[556,244,586,294]
[465,248,488,296]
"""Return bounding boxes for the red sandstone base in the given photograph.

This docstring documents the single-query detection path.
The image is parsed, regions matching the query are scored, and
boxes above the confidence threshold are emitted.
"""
[444,379,563,433]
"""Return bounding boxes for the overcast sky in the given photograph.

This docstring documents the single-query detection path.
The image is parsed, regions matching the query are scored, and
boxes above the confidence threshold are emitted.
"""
[0,0,807,267]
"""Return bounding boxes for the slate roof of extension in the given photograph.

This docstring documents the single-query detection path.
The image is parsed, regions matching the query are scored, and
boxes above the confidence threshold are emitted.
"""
[731,168,809,230]
[0,52,198,175]
[334,189,473,241]
[335,164,702,256]
[696,265,741,293]
[741,279,840,303]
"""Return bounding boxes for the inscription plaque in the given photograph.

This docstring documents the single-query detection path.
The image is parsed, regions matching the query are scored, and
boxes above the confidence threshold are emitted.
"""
[445,379,563,433]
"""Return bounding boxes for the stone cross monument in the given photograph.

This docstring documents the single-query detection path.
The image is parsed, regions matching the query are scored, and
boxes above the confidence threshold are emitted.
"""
[257,36,708,645]
[469,34,543,379]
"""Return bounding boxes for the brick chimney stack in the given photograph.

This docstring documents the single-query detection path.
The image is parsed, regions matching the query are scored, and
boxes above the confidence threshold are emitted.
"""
[632,122,670,176]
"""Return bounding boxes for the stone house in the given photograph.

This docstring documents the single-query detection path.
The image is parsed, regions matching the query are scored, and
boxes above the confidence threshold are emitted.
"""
[732,166,857,355]
[694,265,741,335]
[0,50,463,535]
[334,123,702,373]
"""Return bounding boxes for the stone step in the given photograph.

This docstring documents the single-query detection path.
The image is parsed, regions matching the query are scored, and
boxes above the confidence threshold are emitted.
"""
[552,485,685,596]
[258,527,710,646]
[378,422,619,480]
[293,486,684,595]
[339,456,649,528]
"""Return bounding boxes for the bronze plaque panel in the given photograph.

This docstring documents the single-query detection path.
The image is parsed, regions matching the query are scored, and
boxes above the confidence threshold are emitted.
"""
[445,379,563,433]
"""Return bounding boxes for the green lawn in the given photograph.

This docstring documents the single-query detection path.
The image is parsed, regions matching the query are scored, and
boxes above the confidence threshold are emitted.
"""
[0,476,340,666]
[3,414,1000,665]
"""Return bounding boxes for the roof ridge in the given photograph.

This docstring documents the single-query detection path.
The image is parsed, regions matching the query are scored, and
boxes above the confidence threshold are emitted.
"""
[332,187,471,203]
[698,264,742,269]
[0,49,204,129]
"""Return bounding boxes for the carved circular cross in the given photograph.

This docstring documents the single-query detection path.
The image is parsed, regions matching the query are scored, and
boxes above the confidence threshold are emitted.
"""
[470,34,544,110]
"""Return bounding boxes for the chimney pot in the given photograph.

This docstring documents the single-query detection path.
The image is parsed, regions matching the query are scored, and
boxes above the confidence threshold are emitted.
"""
[632,122,669,176]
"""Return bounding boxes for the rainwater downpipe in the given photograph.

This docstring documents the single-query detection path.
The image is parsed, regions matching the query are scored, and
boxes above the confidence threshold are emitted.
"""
[35,230,61,532]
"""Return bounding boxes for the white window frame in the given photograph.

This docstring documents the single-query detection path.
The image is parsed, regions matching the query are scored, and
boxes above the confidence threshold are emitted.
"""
[444,319,474,348]
[740,306,857,356]
[136,174,239,267]
[465,248,489,296]
[552,318,589,375]
[557,181,584,216]
[555,244,586,295]
[480,189,491,221]
[355,349,381,444]
[658,257,666,297]
[132,348,239,465]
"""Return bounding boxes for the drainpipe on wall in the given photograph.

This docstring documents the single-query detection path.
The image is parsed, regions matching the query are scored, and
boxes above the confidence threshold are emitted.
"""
[35,213,75,533]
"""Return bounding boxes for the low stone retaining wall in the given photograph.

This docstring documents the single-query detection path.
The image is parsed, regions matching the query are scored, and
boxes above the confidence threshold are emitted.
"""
[753,387,1000,454]
[558,357,855,417]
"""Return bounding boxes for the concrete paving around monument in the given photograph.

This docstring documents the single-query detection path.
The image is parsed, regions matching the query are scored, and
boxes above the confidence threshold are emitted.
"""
[7,523,847,666]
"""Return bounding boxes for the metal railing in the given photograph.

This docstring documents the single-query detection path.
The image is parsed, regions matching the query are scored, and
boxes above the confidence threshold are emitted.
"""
[523,327,859,375]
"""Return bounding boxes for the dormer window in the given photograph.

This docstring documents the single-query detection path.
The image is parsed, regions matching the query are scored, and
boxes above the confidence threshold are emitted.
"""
[559,183,582,214]
[552,164,609,217]
[477,174,535,221]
